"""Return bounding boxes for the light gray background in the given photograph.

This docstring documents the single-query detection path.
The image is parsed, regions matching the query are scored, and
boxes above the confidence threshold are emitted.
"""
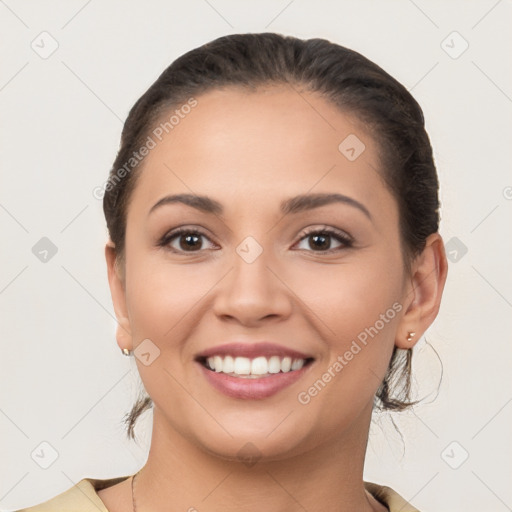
[1,1,511,510]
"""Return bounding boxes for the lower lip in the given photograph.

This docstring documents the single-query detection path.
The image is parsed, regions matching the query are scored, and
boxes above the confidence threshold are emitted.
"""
[197,362,313,400]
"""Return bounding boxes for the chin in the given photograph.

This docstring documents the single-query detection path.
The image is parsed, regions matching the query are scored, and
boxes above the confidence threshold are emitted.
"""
[185,411,321,464]
[197,433,309,464]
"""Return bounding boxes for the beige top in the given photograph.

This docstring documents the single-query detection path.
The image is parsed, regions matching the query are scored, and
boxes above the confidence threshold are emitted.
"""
[14,475,420,511]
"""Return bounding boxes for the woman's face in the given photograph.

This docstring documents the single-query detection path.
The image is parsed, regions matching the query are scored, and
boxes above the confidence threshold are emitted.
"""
[111,85,412,460]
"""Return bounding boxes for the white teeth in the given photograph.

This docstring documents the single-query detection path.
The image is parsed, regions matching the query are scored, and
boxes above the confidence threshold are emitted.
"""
[268,356,281,374]
[251,356,268,375]
[214,355,223,373]
[204,355,309,376]
[291,359,304,371]
[223,355,234,373]
[234,357,251,375]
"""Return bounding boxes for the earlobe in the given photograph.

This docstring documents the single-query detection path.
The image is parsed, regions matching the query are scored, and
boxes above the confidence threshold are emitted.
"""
[105,242,133,352]
[395,330,418,350]
[395,233,448,349]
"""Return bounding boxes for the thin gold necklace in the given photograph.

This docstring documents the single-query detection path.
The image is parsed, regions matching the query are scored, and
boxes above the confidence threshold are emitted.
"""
[131,470,140,512]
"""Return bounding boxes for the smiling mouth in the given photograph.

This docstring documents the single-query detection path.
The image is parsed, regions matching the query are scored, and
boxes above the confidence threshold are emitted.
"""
[196,355,315,379]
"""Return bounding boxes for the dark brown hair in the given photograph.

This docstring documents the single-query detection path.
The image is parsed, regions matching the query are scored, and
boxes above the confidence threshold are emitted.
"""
[103,33,440,441]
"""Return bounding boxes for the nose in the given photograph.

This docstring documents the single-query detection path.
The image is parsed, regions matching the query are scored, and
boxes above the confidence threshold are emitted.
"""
[212,246,293,327]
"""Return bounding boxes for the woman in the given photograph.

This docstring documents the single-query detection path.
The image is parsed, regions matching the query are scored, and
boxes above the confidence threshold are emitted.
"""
[19,32,447,512]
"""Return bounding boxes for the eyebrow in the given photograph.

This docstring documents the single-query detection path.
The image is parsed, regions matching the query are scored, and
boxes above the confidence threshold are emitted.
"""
[148,192,372,220]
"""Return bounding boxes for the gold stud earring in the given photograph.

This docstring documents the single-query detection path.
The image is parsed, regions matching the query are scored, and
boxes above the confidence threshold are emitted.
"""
[122,348,132,356]
[406,332,416,342]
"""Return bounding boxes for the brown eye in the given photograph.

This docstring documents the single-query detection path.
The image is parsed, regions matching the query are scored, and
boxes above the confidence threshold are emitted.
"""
[295,228,353,253]
[308,233,331,250]
[160,228,217,253]
[177,233,203,251]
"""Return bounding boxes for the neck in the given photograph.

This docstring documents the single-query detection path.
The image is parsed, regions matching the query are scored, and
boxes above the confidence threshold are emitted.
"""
[134,403,385,512]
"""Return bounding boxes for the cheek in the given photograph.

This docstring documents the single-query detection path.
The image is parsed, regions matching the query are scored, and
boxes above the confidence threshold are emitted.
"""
[291,253,403,409]
[295,251,403,341]
[125,254,212,341]
[122,252,217,415]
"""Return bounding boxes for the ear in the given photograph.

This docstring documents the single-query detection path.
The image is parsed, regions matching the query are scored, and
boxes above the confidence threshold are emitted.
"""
[105,241,133,352]
[396,233,448,349]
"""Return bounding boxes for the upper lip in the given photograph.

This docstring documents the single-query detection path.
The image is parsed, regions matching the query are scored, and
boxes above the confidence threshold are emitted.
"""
[195,342,314,361]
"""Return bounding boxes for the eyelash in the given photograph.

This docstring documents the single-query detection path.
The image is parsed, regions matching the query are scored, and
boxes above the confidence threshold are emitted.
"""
[158,225,354,255]
[296,226,354,252]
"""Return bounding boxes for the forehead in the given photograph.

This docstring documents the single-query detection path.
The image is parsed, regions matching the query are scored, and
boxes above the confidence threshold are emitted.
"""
[127,85,393,220]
